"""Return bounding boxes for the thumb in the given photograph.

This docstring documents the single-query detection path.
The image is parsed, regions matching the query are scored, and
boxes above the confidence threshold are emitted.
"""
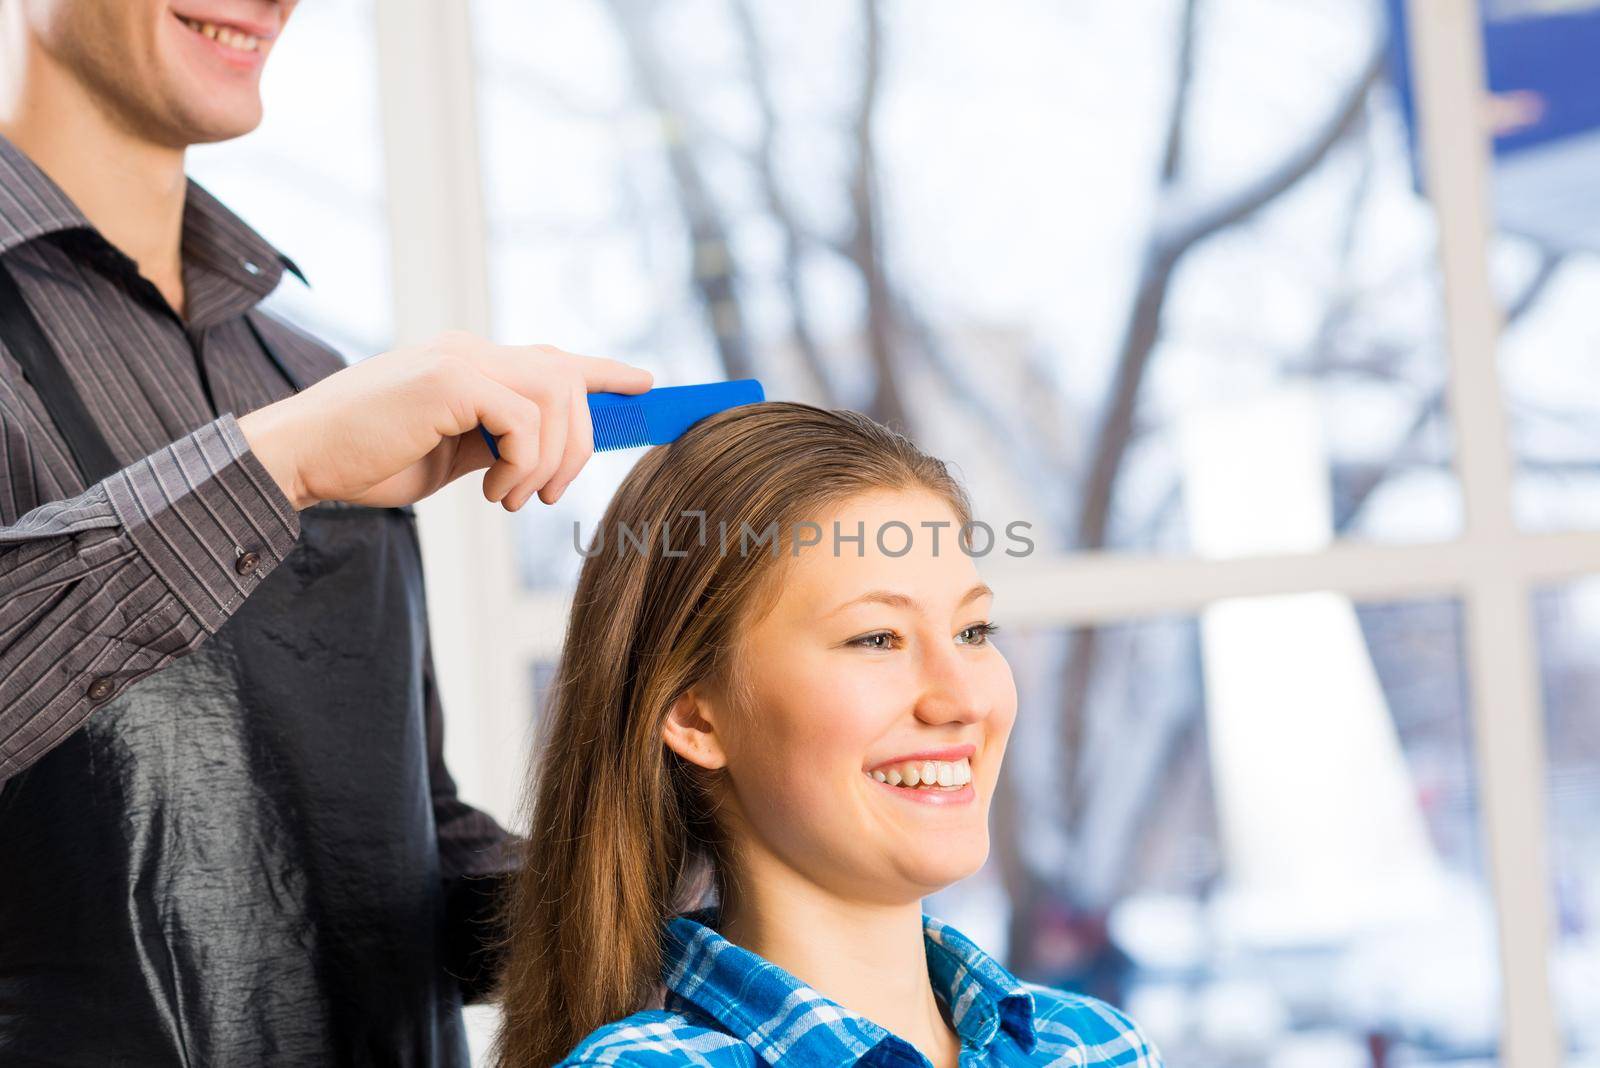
[446,422,499,482]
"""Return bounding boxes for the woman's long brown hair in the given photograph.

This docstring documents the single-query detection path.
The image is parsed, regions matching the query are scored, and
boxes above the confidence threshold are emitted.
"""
[488,401,973,1067]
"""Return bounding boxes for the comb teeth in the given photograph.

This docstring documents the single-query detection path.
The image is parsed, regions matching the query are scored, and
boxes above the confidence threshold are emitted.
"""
[592,400,650,451]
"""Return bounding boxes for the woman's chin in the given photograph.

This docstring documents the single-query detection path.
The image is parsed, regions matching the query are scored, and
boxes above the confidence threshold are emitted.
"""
[888,840,990,896]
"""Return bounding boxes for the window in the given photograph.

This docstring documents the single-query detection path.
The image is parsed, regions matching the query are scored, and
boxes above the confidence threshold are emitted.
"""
[362,1,1590,1063]
[1534,579,1600,1061]
[927,600,1501,1063]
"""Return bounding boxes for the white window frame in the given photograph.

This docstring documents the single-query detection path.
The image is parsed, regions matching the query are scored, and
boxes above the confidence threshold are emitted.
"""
[374,1,1571,1063]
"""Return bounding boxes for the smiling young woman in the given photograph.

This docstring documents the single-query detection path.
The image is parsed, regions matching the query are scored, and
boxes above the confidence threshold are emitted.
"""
[488,402,1165,1068]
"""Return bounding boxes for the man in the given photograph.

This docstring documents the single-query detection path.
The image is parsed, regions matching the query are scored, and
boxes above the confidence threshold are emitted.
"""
[0,1,652,1064]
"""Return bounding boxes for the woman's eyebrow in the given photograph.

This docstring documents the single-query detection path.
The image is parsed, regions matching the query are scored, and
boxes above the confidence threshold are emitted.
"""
[824,583,994,618]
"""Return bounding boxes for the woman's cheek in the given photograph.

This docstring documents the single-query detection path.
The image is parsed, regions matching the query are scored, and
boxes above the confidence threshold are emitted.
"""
[986,658,1021,741]
[759,718,865,827]
[732,761,853,875]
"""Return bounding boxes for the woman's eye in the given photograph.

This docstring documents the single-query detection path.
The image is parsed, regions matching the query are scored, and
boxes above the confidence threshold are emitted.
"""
[957,622,1000,646]
[849,631,899,650]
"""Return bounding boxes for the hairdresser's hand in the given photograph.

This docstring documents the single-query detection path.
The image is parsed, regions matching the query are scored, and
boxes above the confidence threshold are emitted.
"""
[237,330,653,512]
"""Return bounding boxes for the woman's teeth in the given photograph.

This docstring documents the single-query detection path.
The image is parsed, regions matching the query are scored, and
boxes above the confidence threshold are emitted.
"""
[867,757,972,790]
[179,16,261,52]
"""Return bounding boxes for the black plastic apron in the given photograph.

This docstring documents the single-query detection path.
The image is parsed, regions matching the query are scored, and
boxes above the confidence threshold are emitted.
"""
[0,266,471,1066]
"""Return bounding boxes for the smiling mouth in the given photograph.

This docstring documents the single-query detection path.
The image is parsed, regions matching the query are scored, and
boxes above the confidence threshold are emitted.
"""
[865,756,972,792]
[176,14,264,53]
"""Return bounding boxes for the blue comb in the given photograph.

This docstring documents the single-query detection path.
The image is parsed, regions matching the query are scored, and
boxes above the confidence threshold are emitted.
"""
[477,378,765,458]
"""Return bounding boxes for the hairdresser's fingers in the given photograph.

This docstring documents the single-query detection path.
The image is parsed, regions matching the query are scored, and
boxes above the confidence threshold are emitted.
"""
[470,376,543,504]
[503,378,570,512]
[538,384,595,506]
[447,416,497,481]
[569,352,654,395]
[476,344,649,405]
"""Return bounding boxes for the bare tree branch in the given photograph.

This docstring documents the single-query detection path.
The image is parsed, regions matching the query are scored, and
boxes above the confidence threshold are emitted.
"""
[728,0,837,404]
[896,294,1068,498]
[844,0,910,432]
[1074,41,1388,564]
[604,0,756,382]
[1155,44,1387,257]
[1055,36,1388,906]
[1159,0,1201,185]
[1506,245,1567,324]
[1297,98,1378,375]
[1335,245,1569,532]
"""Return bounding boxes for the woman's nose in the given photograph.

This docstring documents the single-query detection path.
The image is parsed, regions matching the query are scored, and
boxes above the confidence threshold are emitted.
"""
[912,641,992,726]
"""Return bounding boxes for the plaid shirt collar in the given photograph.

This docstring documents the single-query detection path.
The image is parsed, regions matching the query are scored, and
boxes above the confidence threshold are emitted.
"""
[661,907,1039,1066]
[0,130,306,327]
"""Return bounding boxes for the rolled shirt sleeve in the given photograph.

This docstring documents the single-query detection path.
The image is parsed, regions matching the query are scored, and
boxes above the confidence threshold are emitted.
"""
[0,413,298,785]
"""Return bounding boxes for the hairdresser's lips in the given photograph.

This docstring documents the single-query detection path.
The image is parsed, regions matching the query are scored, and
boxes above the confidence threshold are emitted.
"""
[169,8,276,72]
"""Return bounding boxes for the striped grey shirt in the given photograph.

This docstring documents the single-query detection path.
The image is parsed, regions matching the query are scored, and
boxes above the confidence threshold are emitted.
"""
[0,132,510,880]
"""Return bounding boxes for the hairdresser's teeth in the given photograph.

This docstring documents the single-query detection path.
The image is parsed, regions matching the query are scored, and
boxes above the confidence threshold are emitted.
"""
[181,16,260,51]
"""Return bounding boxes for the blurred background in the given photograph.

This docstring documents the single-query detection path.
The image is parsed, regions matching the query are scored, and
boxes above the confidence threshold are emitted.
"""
[187,0,1599,1064]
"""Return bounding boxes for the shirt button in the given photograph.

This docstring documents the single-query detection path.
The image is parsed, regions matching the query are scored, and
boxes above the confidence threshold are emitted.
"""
[236,551,261,575]
[88,677,115,701]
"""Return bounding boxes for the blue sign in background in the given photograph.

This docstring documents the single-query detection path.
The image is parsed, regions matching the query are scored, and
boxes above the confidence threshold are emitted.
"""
[1386,0,1600,158]
[1385,0,1600,251]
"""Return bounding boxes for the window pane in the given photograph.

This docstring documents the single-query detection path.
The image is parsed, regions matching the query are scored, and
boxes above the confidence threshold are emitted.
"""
[927,596,1500,1065]
[187,0,392,358]
[472,0,1462,593]
[1427,3,1600,535]
[1503,248,1600,533]
[1533,578,1600,1061]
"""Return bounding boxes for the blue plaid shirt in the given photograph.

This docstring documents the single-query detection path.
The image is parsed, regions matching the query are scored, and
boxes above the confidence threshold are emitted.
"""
[558,908,1165,1066]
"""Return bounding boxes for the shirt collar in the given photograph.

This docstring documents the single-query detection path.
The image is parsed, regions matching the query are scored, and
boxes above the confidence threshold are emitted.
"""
[0,132,86,252]
[661,907,1039,1066]
[0,130,306,325]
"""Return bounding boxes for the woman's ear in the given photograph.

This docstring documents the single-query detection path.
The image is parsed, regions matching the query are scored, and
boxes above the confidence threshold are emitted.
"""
[662,687,729,771]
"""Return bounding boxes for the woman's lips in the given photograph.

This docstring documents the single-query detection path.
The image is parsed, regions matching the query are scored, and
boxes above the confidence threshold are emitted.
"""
[865,742,976,774]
